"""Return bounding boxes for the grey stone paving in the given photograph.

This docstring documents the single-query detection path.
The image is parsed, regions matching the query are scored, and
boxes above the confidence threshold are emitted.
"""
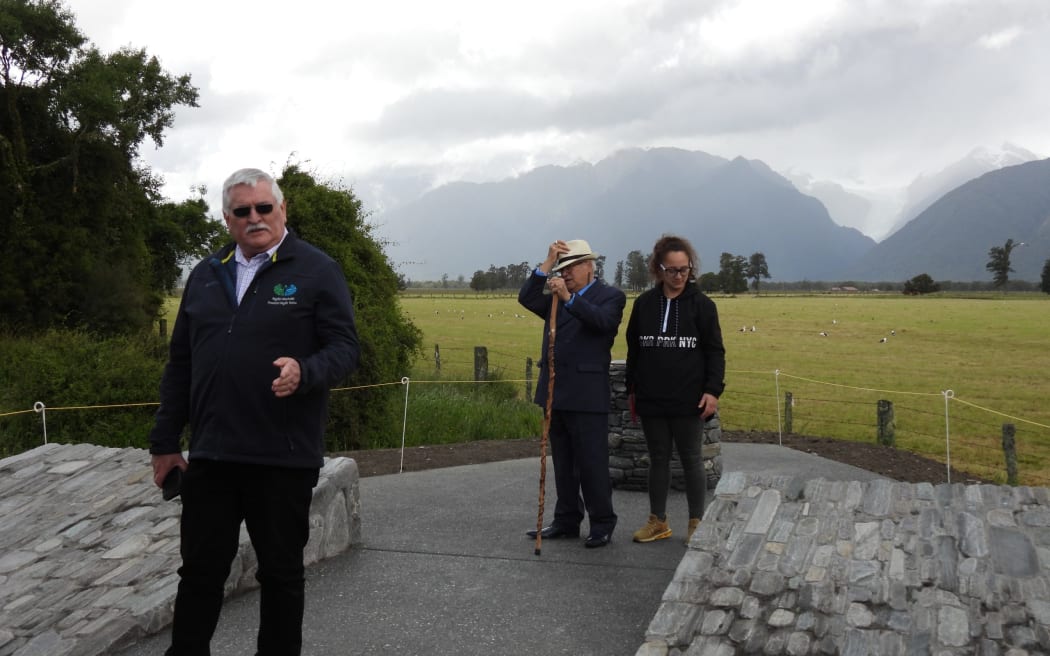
[638,472,1050,655]
[0,444,360,656]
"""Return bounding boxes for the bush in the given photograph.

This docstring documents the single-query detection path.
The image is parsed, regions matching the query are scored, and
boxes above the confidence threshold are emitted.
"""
[326,371,541,451]
[0,330,168,455]
[279,164,423,450]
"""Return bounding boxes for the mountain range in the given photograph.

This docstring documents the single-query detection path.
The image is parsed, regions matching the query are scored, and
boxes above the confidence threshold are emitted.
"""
[787,143,1040,243]
[847,158,1050,282]
[376,147,1049,283]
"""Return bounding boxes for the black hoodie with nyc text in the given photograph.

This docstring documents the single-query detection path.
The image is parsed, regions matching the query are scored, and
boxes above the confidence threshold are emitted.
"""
[625,282,726,416]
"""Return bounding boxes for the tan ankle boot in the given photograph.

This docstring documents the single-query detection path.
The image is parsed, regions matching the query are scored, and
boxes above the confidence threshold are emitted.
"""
[632,514,672,543]
[686,518,700,543]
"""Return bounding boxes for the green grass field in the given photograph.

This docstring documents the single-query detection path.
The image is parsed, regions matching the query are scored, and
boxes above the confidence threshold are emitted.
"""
[398,290,1050,486]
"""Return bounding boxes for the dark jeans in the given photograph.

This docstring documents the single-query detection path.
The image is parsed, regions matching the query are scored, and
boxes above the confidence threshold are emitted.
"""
[641,415,706,519]
[549,410,617,536]
[166,460,319,656]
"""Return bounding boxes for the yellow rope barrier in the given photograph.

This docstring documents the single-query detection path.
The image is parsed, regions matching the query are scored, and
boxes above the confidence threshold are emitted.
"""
[948,396,1050,430]
[0,409,36,418]
[34,402,160,412]
[331,378,529,392]
[775,371,942,397]
[2,372,1045,436]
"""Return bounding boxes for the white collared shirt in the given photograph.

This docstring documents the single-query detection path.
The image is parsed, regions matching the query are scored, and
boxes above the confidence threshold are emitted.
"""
[234,230,288,304]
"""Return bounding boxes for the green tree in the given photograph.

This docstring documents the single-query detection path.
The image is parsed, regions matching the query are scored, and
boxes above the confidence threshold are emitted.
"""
[507,261,530,289]
[698,271,720,293]
[718,252,748,293]
[1,0,202,335]
[594,254,606,282]
[1041,259,1050,295]
[902,273,940,295]
[746,252,771,293]
[624,249,648,291]
[985,239,1019,289]
[148,189,226,293]
[613,260,624,288]
[277,163,422,450]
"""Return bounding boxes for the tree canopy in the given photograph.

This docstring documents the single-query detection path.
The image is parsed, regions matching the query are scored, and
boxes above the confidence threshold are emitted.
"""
[718,252,749,294]
[985,239,1019,289]
[746,252,771,293]
[1,0,214,335]
[902,273,940,295]
[277,163,422,450]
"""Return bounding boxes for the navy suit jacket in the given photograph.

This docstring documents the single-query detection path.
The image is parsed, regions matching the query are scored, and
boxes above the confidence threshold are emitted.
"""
[518,272,626,413]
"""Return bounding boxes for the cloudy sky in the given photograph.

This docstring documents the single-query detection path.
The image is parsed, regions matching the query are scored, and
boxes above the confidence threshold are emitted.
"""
[71,0,1048,229]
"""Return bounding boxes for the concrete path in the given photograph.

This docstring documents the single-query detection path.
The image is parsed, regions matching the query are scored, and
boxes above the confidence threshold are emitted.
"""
[117,443,882,656]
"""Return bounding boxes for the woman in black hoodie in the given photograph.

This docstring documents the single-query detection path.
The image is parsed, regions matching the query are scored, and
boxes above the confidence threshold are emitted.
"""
[626,235,726,544]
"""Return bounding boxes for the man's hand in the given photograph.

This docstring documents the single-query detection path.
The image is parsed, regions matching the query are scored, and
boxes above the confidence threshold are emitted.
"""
[698,393,719,420]
[540,240,569,273]
[547,275,572,302]
[272,357,302,397]
[151,453,187,488]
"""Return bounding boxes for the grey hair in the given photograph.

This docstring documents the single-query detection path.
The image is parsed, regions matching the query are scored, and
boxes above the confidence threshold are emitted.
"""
[222,168,284,212]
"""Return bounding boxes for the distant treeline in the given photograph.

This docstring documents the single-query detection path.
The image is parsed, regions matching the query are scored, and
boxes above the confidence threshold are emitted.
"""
[405,246,1050,294]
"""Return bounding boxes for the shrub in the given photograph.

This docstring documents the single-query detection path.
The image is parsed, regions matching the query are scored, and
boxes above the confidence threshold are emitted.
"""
[0,330,168,455]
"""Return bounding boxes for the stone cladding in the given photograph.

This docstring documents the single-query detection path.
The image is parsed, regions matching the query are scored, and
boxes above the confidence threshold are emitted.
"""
[637,472,1050,655]
[608,360,723,491]
[0,443,360,656]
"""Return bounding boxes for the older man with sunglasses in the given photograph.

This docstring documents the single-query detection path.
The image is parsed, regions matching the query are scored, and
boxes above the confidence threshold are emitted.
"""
[149,168,359,655]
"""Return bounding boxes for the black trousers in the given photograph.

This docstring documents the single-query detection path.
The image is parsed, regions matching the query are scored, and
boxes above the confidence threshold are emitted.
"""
[548,410,617,536]
[166,460,319,656]
[640,415,706,519]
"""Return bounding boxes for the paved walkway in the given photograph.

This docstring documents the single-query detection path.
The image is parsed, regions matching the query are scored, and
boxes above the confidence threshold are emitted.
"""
[116,443,882,656]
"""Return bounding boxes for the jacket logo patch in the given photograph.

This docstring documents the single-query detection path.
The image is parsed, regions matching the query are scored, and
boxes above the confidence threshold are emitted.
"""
[269,283,299,306]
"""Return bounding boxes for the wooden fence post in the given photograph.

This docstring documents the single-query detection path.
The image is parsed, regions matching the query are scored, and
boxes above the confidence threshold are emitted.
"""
[159,319,167,339]
[877,400,895,447]
[474,346,488,382]
[1002,423,1018,486]
[784,391,793,434]
[525,356,533,399]
[433,344,441,372]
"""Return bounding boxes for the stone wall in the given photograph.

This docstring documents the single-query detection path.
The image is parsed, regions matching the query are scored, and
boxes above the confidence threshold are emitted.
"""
[0,443,361,656]
[637,472,1050,655]
[608,360,723,491]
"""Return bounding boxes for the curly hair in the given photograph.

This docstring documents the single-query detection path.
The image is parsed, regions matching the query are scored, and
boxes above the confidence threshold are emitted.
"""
[647,234,699,282]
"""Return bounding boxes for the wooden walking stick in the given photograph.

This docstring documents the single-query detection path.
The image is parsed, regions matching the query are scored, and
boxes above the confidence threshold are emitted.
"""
[535,293,559,556]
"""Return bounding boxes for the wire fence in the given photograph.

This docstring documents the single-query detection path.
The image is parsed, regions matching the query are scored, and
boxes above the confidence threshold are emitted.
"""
[3,355,1048,486]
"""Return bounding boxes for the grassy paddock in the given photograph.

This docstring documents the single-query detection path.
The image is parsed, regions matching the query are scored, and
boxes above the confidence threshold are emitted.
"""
[401,290,1050,486]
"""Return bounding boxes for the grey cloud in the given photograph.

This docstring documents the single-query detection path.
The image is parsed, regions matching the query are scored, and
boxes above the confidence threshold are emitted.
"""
[645,0,731,33]
[365,87,554,139]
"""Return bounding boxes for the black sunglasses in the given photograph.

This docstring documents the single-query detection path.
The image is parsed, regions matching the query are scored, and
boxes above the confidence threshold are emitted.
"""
[230,203,275,218]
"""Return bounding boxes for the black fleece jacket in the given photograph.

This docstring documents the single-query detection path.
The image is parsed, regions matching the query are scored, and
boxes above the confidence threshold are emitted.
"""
[625,282,725,416]
[149,232,359,468]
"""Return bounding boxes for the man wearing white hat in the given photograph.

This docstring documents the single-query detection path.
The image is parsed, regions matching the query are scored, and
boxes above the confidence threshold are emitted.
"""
[519,239,626,548]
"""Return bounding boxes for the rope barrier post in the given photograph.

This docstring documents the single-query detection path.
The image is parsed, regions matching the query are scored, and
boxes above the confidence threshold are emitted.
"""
[774,370,783,446]
[783,392,793,436]
[33,402,47,445]
[433,344,441,373]
[474,346,488,383]
[399,377,410,474]
[877,400,895,447]
[1002,423,1018,486]
[942,390,954,485]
